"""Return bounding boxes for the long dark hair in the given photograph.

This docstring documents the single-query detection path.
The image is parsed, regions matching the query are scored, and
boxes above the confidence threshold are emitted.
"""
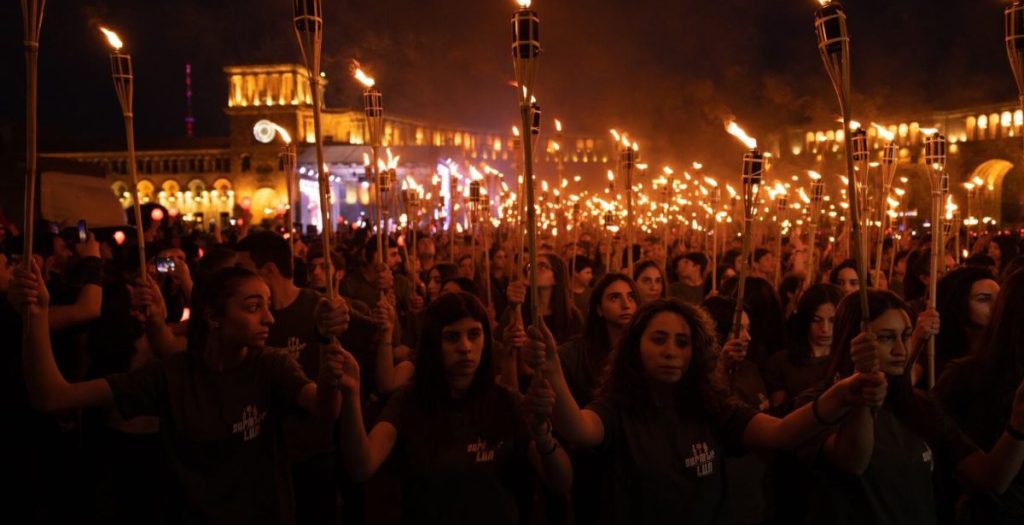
[411,291,495,410]
[597,299,725,417]
[827,289,917,414]
[525,252,582,342]
[633,260,667,300]
[718,275,786,368]
[974,269,1024,407]
[935,266,996,373]
[580,273,639,381]
[186,266,263,355]
[786,283,844,365]
[701,295,744,346]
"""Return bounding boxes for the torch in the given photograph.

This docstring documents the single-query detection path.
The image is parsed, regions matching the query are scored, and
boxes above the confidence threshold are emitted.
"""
[293,0,337,299]
[815,0,870,327]
[850,126,871,268]
[773,186,788,289]
[100,27,149,280]
[1006,1,1024,167]
[923,130,947,389]
[620,139,638,276]
[512,0,542,327]
[803,172,825,290]
[603,209,615,272]
[874,124,898,284]
[354,67,385,265]
[726,121,762,340]
[706,176,721,292]
[20,0,45,268]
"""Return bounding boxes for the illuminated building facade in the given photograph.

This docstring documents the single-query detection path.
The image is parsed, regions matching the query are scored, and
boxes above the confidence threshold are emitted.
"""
[44,63,614,231]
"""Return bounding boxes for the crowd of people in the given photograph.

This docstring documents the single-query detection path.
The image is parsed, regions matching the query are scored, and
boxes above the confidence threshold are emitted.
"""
[3,206,1024,525]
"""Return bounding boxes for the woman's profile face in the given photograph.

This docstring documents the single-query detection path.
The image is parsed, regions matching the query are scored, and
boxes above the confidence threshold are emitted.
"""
[967,279,999,328]
[427,269,443,299]
[214,277,274,350]
[639,312,692,384]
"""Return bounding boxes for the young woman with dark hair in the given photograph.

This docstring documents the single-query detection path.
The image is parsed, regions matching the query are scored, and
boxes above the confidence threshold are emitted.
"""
[633,259,666,304]
[425,262,459,304]
[829,258,865,297]
[764,283,845,412]
[505,253,584,345]
[527,298,884,524]
[934,269,1024,524]
[718,275,788,370]
[805,288,1024,524]
[933,266,998,378]
[11,263,343,524]
[338,292,572,524]
[558,273,639,408]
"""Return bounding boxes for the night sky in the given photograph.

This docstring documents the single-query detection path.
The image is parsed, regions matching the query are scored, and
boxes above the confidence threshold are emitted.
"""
[1,0,1017,174]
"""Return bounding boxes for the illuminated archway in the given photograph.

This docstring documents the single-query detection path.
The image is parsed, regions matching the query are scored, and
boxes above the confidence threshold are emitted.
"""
[967,159,1013,224]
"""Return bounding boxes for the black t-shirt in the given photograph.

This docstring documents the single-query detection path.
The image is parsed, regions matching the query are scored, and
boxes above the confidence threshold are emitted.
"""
[106,347,311,525]
[558,337,610,409]
[668,282,705,306]
[378,385,536,525]
[586,396,758,525]
[934,358,1024,522]
[721,361,772,524]
[803,394,978,525]
[763,351,832,409]
[267,288,335,463]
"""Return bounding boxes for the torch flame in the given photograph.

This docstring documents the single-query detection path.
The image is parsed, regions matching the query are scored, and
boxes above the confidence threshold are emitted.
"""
[703,176,718,187]
[920,127,940,137]
[99,27,124,51]
[798,188,810,204]
[354,68,376,88]
[871,123,895,142]
[362,153,371,166]
[808,170,822,181]
[836,118,861,131]
[609,129,620,142]
[512,126,520,137]
[516,0,532,8]
[726,184,737,199]
[818,0,830,6]
[607,170,615,182]
[663,166,674,176]
[725,120,757,149]
[554,119,562,132]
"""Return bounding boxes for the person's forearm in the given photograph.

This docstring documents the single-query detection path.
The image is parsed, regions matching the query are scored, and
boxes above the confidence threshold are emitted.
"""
[534,437,573,492]
[146,319,186,357]
[315,374,341,420]
[48,284,102,330]
[338,392,373,482]
[754,385,851,450]
[24,308,72,412]
[547,361,592,446]
[826,407,874,474]
[962,432,1024,493]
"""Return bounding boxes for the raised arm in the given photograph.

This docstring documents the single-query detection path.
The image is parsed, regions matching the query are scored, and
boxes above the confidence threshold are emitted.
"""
[371,297,414,395]
[955,379,1024,494]
[526,324,605,448]
[12,261,113,413]
[336,348,398,482]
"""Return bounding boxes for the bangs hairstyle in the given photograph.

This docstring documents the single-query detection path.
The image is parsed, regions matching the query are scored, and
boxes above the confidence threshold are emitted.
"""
[186,266,264,355]
[597,298,724,417]
[412,291,495,408]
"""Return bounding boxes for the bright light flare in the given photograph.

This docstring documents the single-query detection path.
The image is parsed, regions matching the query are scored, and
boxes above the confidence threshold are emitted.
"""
[99,27,124,51]
[725,120,757,149]
[354,68,376,88]
[872,123,895,142]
